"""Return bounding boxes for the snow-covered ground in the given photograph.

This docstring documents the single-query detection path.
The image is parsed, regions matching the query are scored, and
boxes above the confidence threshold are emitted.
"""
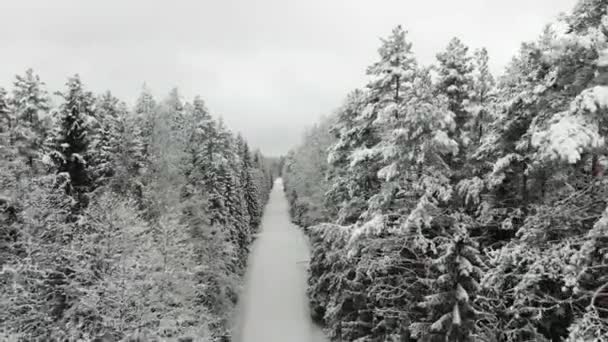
[233,178,328,342]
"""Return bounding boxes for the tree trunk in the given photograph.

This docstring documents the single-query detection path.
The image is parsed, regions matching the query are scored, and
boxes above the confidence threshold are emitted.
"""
[400,327,412,342]
[592,154,603,177]
[521,162,528,213]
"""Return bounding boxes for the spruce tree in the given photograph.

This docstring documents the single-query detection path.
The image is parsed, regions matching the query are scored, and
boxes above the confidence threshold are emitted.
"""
[414,225,483,342]
[89,91,122,187]
[11,69,50,169]
[113,102,147,192]
[237,135,262,229]
[50,75,96,194]
[436,38,474,135]
[324,89,369,223]
[165,87,187,145]
[0,87,11,149]
[470,48,495,140]
[366,25,417,105]
[134,84,157,160]
[182,96,213,196]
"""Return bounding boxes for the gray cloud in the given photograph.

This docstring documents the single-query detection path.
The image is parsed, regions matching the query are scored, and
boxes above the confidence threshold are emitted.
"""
[0,0,577,156]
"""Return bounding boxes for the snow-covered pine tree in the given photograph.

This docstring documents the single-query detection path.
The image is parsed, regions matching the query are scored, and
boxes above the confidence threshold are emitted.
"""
[181,96,211,201]
[359,65,456,238]
[531,27,608,168]
[249,149,270,207]
[49,75,96,196]
[282,116,335,227]
[452,46,495,203]
[236,134,262,230]
[569,0,608,34]
[146,208,203,339]
[361,25,418,216]
[436,38,474,139]
[214,120,251,271]
[326,26,418,226]
[350,66,457,341]
[324,89,369,223]
[62,192,152,340]
[0,173,76,340]
[469,48,496,143]
[366,25,416,108]
[224,160,251,271]
[472,28,560,248]
[180,188,239,339]
[435,38,476,184]
[134,83,157,160]
[0,87,9,133]
[11,69,51,170]
[0,87,12,157]
[202,118,227,225]
[479,9,608,341]
[165,87,187,146]
[89,91,122,187]
[109,101,146,195]
[566,207,608,341]
[452,48,497,224]
[412,223,484,342]
[178,107,241,332]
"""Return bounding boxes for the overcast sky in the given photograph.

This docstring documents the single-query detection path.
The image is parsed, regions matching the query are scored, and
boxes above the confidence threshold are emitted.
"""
[1,0,578,156]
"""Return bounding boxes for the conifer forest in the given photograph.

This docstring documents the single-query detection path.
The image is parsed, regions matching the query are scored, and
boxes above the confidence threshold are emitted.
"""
[0,75,277,340]
[283,1,608,341]
[2,0,608,341]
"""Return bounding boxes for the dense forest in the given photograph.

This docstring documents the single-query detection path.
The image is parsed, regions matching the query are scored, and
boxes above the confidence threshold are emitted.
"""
[283,0,608,341]
[0,71,276,341]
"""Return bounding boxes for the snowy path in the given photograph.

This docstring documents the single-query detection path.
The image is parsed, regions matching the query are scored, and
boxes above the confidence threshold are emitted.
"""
[233,178,328,342]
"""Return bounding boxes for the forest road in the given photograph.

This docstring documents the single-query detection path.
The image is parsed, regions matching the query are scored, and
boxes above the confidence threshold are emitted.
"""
[232,178,328,342]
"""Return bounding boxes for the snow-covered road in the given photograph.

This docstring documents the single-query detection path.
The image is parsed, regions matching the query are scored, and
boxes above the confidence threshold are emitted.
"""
[233,178,328,342]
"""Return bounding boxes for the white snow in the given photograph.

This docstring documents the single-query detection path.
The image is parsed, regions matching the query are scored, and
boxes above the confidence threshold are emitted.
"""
[233,179,328,342]
[575,85,608,113]
[598,48,608,67]
[452,304,461,326]
[349,213,385,245]
[378,162,399,181]
[433,130,459,155]
[532,114,603,164]
[492,153,522,174]
[456,283,469,302]
[349,147,376,167]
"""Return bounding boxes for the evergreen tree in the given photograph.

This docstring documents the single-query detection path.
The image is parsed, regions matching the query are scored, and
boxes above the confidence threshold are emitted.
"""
[237,135,262,229]
[110,101,146,195]
[49,75,96,194]
[165,87,187,145]
[436,38,474,137]
[469,48,496,143]
[325,26,419,225]
[182,96,214,194]
[283,117,335,227]
[0,87,11,147]
[362,66,456,236]
[324,89,369,223]
[89,91,122,187]
[134,83,157,159]
[413,224,484,342]
[11,69,50,169]
[367,25,417,105]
